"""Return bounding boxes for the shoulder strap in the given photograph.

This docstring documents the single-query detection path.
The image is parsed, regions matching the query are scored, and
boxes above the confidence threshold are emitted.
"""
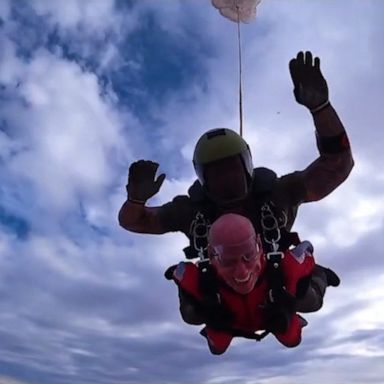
[183,180,215,260]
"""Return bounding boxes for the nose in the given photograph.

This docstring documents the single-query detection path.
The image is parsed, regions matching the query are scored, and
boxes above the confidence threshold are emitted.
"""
[233,261,248,278]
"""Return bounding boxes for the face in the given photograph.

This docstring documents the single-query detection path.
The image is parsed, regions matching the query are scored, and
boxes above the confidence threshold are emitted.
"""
[204,155,248,204]
[210,235,263,295]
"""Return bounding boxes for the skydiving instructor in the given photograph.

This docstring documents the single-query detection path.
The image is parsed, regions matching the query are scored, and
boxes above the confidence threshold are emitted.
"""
[118,51,354,303]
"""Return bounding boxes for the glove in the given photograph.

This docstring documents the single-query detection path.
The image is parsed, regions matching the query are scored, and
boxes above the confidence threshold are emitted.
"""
[126,160,165,203]
[289,51,329,112]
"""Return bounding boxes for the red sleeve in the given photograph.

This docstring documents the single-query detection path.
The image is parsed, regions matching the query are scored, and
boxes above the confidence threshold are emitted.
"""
[282,245,315,294]
[274,314,302,348]
[172,262,203,300]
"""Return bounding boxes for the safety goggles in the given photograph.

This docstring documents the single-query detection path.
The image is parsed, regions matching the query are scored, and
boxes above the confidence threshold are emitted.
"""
[211,236,260,268]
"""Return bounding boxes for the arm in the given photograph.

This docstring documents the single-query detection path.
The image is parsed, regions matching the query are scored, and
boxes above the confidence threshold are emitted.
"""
[296,264,340,313]
[118,201,166,234]
[288,51,354,203]
[300,103,354,202]
[178,288,206,325]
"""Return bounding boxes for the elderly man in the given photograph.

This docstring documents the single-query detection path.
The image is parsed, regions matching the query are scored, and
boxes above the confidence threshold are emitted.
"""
[167,213,334,355]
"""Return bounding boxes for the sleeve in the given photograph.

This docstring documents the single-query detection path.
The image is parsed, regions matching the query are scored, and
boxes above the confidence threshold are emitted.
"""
[273,314,302,348]
[272,171,308,207]
[167,262,206,325]
[171,262,202,300]
[283,242,315,294]
[273,138,353,205]
[298,149,354,202]
[158,195,195,234]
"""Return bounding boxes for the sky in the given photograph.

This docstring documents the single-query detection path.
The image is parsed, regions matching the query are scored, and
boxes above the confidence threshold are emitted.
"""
[0,0,383,383]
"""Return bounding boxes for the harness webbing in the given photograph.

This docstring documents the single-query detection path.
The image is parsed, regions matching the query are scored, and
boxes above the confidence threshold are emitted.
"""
[181,169,299,338]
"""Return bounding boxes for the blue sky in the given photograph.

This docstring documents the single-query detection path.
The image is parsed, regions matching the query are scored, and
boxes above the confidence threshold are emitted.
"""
[0,0,384,383]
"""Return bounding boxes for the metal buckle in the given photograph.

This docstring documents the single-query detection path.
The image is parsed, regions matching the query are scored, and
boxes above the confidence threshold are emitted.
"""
[266,251,284,268]
[190,212,210,261]
[197,258,210,273]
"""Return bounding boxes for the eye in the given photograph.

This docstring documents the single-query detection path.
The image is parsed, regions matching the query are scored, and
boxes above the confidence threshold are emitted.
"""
[243,252,255,262]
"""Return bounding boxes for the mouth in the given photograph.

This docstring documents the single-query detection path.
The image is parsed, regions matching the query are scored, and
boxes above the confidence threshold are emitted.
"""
[234,273,252,284]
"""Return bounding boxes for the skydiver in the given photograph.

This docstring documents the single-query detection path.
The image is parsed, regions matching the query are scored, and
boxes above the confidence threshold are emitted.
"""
[118,51,353,306]
[166,213,329,354]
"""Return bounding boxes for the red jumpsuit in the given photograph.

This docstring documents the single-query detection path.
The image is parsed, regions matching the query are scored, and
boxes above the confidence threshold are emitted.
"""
[170,244,315,354]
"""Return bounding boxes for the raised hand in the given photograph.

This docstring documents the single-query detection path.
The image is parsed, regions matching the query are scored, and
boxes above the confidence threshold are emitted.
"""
[289,51,329,112]
[126,160,166,203]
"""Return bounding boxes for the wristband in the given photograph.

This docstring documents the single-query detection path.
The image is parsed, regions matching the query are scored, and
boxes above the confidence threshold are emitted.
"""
[127,198,146,205]
[126,184,146,205]
[310,100,330,114]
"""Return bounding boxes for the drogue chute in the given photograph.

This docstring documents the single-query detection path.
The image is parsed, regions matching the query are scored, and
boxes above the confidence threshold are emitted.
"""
[211,0,261,23]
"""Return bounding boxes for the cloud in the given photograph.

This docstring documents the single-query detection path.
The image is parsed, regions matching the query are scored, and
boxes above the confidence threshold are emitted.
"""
[0,1,384,384]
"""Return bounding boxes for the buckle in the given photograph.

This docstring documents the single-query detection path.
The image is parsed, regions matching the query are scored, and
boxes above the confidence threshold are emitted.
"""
[197,258,210,273]
[266,251,284,268]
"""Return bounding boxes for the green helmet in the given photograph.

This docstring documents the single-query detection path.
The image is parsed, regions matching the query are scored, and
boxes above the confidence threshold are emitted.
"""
[193,128,253,186]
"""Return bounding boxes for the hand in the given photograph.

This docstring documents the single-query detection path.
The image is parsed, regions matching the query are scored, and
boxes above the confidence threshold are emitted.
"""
[127,160,165,203]
[289,51,329,111]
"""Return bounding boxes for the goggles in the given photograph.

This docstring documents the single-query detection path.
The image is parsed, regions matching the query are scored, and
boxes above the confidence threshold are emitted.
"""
[211,236,260,267]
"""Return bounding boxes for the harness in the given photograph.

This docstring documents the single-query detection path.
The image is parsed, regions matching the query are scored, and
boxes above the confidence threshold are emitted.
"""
[181,167,300,340]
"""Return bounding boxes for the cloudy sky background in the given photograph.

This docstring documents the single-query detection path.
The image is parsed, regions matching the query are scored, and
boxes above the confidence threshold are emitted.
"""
[0,0,383,383]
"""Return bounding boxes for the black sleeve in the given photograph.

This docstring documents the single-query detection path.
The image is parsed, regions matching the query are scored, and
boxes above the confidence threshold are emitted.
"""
[158,195,195,234]
[273,171,307,207]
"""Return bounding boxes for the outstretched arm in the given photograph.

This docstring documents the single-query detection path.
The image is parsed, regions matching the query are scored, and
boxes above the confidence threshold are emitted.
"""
[301,103,354,202]
[288,51,354,202]
[118,201,166,234]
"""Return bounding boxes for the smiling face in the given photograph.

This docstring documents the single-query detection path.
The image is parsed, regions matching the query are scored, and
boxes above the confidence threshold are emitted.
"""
[208,214,264,295]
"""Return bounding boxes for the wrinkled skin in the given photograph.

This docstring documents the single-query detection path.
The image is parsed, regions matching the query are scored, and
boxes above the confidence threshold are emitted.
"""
[208,213,264,295]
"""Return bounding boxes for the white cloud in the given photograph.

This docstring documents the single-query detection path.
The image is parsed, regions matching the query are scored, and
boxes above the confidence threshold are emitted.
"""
[31,0,116,31]
[0,45,132,217]
[1,1,384,383]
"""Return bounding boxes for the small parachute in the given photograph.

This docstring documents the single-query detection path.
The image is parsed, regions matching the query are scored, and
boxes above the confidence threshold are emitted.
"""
[211,0,261,23]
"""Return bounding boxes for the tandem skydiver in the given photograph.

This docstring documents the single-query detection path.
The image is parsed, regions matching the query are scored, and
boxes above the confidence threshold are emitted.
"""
[118,51,353,316]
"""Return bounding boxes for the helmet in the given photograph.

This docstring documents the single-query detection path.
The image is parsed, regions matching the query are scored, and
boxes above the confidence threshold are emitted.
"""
[193,128,253,186]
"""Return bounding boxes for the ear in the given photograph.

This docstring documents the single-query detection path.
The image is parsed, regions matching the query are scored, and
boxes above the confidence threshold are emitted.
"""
[208,245,219,266]
[255,234,263,254]
[208,244,215,259]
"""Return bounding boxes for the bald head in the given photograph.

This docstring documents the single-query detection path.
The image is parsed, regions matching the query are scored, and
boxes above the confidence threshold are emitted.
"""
[209,213,256,247]
[208,214,262,295]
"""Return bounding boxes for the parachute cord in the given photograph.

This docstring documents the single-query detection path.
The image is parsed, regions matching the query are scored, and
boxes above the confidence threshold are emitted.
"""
[236,6,244,137]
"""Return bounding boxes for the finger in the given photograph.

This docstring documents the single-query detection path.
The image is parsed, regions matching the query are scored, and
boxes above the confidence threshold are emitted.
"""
[296,51,304,66]
[314,56,321,70]
[148,161,159,173]
[129,160,142,172]
[304,51,313,68]
[289,59,300,88]
[154,173,166,190]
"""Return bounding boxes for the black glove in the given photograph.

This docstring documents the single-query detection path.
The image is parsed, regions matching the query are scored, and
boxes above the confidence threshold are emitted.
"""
[126,160,165,203]
[289,51,329,112]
